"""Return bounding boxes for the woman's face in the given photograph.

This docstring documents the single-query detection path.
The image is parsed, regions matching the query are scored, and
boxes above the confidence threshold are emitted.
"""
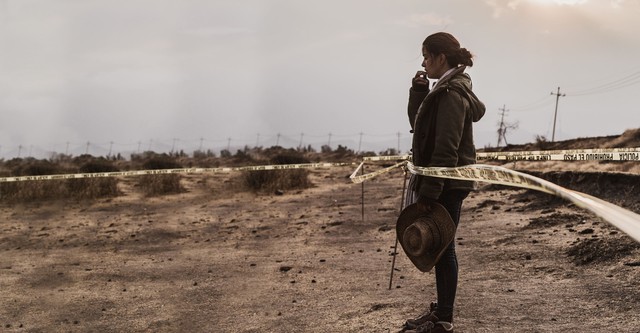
[421,47,448,79]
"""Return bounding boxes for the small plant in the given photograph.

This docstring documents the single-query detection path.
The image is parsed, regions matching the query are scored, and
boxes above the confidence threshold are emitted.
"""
[242,152,312,193]
[534,135,548,150]
[67,159,120,199]
[380,148,399,156]
[137,157,183,196]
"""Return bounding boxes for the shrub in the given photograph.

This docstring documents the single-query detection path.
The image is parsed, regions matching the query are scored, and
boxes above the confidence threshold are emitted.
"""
[242,153,311,193]
[137,156,183,196]
[68,159,120,199]
[137,174,183,196]
[1,159,67,202]
[142,156,182,170]
[0,158,120,202]
[534,135,548,150]
[66,178,120,199]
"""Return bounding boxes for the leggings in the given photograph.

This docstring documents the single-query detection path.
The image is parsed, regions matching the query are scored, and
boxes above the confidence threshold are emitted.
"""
[404,175,469,319]
[433,189,468,318]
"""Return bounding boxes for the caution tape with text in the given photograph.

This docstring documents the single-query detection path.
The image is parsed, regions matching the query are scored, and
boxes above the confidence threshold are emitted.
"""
[0,162,356,183]
[349,160,640,244]
[477,147,640,161]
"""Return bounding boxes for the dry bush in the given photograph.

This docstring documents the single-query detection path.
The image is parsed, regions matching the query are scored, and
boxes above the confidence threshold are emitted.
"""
[242,152,312,193]
[67,159,120,199]
[137,175,182,196]
[0,159,69,202]
[0,180,67,202]
[0,158,121,202]
[66,178,119,199]
[137,157,184,196]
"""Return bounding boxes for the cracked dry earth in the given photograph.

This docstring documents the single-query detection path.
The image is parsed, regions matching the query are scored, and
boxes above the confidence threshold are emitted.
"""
[1,166,639,332]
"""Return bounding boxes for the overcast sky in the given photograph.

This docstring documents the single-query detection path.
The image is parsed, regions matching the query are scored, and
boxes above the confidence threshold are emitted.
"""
[1,0,639,159]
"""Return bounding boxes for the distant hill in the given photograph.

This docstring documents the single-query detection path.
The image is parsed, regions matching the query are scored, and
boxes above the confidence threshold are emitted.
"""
[480,128,640,152]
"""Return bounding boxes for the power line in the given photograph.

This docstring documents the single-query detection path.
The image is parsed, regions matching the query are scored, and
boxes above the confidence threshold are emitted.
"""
[565,70,640,96]
[509,93,555,112]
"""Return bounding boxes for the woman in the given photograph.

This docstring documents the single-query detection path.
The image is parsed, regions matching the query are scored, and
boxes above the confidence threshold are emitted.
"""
[400,32,485,333]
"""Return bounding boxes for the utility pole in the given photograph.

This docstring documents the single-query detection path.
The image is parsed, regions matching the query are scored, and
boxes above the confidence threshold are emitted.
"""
[85,141,90,155]
[276,133,281,146]
[397,132,401,153]
[327,133,332,148]
[298,132,304,149]
[171,138,177,154]
[550,87,566,142]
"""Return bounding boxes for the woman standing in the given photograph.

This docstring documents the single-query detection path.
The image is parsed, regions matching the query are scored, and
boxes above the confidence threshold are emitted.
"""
[400,32,485,333]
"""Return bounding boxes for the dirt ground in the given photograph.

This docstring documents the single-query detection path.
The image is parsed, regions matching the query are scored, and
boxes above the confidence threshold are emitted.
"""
[1,164,639,333]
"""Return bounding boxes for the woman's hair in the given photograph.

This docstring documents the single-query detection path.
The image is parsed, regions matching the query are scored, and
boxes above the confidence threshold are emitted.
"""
[423,32,474,67]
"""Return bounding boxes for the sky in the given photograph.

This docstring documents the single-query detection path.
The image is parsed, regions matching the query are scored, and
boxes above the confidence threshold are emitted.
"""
[1,0,640,159]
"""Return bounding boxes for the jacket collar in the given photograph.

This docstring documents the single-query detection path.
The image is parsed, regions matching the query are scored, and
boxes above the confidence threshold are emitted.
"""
[430,66,467,93]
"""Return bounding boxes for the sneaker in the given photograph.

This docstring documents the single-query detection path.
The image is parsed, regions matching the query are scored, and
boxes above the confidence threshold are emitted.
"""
[404,321,454,333]
[400,302,438,331]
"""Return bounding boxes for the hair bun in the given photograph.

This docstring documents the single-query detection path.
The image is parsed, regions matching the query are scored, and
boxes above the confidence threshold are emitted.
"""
[458,48,474,67]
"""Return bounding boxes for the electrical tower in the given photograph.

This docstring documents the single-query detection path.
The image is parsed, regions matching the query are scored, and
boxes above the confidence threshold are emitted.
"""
[497,105,518,147]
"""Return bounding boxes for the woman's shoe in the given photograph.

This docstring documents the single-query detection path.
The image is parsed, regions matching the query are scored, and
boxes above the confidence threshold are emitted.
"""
[400,302,438,331]
[404,321,454,333]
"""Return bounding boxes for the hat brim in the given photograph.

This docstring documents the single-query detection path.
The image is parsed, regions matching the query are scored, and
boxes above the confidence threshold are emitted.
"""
[396,202,456,272]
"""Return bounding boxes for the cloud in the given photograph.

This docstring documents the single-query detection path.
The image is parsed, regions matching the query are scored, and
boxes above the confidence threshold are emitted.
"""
[395,12,454,28]
[485,0,613,18]
[484,0,522,18]
[610,0,625,8]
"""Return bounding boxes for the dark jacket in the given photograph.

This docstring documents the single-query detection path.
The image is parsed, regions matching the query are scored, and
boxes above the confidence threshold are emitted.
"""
[407,66,485,199]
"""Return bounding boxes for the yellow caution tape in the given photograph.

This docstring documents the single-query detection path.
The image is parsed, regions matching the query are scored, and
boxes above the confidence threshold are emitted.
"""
[349,161,406,183]
[411,162,640,243]
[349,159,640,243]
[362,155,411,162]
[478,147,640,161]
[0,162,356,183]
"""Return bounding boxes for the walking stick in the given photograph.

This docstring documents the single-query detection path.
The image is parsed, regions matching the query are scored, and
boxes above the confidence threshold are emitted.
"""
[361,164,365,223]
[388,166,408,290]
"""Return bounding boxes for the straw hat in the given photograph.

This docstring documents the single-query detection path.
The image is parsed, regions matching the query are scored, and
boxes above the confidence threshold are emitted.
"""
[396,202,456,272]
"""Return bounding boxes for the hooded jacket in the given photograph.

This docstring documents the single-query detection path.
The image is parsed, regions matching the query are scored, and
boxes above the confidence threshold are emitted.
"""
[407,66,485,199]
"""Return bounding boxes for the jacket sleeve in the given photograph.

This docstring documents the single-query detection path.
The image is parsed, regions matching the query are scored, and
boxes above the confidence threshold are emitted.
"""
[417,89,468,199]
[408,88,429,131]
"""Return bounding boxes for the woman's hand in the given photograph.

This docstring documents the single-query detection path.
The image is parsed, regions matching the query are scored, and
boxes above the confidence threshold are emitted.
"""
[416,195,437,213]
[412,71,429,92]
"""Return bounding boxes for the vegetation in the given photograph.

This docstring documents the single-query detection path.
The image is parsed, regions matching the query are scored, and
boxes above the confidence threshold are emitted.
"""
[0,144,379,202]
[0,158,119,202]
[137,156,184,196]
[242,151,312,193]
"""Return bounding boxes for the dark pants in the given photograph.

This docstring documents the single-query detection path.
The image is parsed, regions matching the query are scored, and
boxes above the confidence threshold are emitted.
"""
[403,176,469,321]
[433,189,468,320]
